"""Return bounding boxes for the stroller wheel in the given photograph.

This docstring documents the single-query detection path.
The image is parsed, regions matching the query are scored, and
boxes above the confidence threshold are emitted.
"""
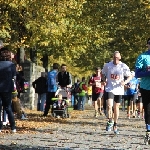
[52,113,56,118]
[62,113,66,118]
[67,114,70,118]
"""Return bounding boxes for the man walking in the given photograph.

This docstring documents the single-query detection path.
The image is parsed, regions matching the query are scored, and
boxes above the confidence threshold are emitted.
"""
[32,72,47,112]
[57,64,72,88]
[42,63,59,117]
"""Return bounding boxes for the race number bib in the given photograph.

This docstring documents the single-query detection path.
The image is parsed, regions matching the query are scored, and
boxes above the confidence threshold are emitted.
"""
[111,74,120,80]
[95,81,101,88]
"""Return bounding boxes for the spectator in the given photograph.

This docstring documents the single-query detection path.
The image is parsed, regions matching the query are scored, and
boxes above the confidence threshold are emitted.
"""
[87,84,92,105]
[78,77,88,111]
[0,47,16,133]
[42,63,59,117]
[12,90,28,120]
[32,72,47,112]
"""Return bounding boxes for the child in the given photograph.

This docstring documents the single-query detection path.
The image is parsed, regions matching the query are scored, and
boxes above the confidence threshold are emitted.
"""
[12,91,28,120]
[56,94,68,109]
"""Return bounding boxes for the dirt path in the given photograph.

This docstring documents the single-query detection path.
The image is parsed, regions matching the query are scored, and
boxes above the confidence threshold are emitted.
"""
[0,106,149,150]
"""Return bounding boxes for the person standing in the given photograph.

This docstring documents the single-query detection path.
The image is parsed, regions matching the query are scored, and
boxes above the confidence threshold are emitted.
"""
[42,63,59,117]
[32,72,47,112]
[88,67,104,117]
[102,51,132,134]
[0,47,16,133]
[73,79,80,109]
[135,37,150,144]
[78,77,87,111]
[87,84,92,105]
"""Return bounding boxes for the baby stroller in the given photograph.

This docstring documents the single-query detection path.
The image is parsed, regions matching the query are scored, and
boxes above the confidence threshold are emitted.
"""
[51,97,70,118]
[51,87,71,118]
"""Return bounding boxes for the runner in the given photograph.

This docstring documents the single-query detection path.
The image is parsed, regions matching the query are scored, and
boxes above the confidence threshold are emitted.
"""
[102,51,132,134]
[88,67,104,117]
[126,71,139,119]
[135,37,150,144]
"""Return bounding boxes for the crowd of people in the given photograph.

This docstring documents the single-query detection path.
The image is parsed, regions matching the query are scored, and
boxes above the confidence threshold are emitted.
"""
[0,38,150,145]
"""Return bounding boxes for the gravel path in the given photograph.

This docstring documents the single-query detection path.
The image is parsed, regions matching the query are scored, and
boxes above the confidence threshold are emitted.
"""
[0,106,149,150]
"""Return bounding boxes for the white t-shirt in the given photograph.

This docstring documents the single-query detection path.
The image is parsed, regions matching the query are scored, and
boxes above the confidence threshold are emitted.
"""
[102,61,131,95]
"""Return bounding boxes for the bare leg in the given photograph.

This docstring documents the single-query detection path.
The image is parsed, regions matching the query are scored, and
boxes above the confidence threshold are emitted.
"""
[113,101,120,123]
[107,99,113,119]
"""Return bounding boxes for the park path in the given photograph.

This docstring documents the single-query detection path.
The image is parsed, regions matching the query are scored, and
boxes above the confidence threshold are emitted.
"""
[0,105,149,150]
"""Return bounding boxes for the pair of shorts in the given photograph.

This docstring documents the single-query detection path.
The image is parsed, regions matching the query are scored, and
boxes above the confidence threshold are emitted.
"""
[122,95,128,101]
[136,96,142,103]
[106,92,122,103]
[92,92,103,101]
[127,93,137,103]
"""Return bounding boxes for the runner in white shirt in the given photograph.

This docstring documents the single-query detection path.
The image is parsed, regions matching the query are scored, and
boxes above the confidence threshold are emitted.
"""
[102,51,132,134]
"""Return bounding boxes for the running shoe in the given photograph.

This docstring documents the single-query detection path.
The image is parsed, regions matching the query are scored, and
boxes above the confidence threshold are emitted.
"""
[94,111,99,118]
[106,121,114,131]
[113,126,119,134]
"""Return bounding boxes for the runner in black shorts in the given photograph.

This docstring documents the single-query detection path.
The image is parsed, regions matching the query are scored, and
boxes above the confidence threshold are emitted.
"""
[126,93,137,118]
[89,67,104,117]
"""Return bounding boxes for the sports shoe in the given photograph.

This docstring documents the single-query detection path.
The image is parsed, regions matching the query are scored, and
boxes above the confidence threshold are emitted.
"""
[144,132,150,145]
[21,114,28,120]
[137,111,140,118]
[106,121,114,131]
[11,129,16,133]
[113,126,119,134]
[3,122,7,126]
[127,114,130,119]
[94,111,99,118]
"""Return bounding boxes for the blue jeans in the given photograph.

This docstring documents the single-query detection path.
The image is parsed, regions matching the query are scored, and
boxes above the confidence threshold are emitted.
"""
[78,96,86,111]
[38,93,46,111]
[0,92,16,130]
[2,108,7,122]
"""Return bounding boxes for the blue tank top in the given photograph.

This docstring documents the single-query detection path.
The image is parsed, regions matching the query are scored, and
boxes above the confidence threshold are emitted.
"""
[135,50,150,90]
[126,77,138,95]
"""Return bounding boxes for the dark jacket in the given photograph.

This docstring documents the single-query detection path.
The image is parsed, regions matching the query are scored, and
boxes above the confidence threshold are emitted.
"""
[32,77,47,94]
[0,61,16,92]
[57,71,72,87]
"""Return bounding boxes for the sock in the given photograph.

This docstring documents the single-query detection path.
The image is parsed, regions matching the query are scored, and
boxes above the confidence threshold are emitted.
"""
[114,122,117,127]
[109,118,112,123]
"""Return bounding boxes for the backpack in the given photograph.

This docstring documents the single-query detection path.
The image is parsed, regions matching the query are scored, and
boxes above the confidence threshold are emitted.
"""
[48,70,57,87]
[19,78,29,93]
[74,82,81,93]
[23,80,29,93]
[75,82,87,93]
